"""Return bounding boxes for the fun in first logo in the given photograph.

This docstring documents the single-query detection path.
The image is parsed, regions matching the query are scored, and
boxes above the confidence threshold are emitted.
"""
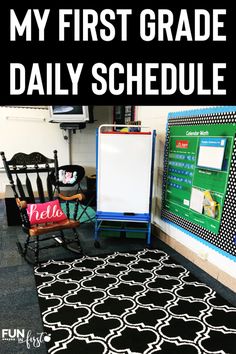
[1,328,51,349]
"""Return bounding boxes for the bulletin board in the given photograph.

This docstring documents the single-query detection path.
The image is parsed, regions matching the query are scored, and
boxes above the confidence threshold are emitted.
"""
[161,107,236,258]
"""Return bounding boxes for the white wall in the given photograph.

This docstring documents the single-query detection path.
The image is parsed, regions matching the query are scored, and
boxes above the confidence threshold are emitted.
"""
[70,106,113,175]
[0,106,69,164]
[0,106,113,194]
[137,106,236,279]
[0,106,68,194]
[137,106,200,224]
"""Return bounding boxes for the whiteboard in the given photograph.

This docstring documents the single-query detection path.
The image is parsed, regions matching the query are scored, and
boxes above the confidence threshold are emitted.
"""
[97,129,154,214]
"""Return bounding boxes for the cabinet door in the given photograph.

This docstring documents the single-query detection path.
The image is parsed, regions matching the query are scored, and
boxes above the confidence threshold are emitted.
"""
[113,106,135,129]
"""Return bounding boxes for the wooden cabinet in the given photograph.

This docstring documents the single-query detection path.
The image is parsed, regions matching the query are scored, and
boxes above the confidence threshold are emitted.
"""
[113,106,135,129]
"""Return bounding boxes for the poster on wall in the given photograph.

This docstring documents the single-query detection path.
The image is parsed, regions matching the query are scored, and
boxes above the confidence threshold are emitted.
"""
[163,124,234,234]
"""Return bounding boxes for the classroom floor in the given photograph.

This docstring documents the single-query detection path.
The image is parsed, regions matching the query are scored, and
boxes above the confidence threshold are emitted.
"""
[0,199,235,354]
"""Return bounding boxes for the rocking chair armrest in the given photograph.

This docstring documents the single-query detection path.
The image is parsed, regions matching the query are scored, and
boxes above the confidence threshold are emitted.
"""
[16,198,30,229]
[58,193,85,202]
[16,198,28,209]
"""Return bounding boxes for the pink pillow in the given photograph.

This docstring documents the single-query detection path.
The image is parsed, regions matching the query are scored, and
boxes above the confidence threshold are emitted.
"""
[26,199,67,225]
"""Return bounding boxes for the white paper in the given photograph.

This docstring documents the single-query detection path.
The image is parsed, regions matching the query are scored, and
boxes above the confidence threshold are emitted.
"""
[183,199,190,206]
[190,187,204,214]
[197,145,225,170]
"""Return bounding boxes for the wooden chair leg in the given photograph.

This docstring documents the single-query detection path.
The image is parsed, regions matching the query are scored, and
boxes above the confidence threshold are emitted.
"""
[66,228,83,255]
[59,230,66,243]
[34,235,39,265]
[73,228,80,246]
[23,234,30,257]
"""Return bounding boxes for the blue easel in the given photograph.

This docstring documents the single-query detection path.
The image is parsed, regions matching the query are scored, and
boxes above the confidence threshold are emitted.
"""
[94,125,156,248]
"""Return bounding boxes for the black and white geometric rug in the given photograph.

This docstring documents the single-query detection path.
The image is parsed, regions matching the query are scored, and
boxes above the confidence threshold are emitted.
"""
[34,249,236,354]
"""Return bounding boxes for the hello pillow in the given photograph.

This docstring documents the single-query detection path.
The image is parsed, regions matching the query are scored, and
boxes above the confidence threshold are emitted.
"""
[26,199,67,225]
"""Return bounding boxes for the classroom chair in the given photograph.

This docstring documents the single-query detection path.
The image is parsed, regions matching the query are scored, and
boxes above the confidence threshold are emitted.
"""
[0,150,85,264]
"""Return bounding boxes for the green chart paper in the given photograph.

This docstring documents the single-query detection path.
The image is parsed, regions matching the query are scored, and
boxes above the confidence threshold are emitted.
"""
[164,124,235,234]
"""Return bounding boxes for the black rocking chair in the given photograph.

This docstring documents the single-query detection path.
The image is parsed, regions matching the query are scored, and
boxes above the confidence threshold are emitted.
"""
[0,150,85,264]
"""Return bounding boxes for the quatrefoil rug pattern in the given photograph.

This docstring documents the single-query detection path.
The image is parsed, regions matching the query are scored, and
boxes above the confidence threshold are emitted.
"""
[34,249,236,354]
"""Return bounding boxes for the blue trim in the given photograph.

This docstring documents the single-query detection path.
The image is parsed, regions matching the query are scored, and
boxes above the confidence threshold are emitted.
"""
[161,117,171,211]
[95,128,99,208]
[98,227,147,233]
[149,130,156,215]
[168,106,236,119]
[146,130,156,247]
[96,211,150,222]
[162,217,236,262]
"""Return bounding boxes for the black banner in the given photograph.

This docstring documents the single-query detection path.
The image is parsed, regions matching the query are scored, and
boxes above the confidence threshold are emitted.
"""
[0,1,235,105]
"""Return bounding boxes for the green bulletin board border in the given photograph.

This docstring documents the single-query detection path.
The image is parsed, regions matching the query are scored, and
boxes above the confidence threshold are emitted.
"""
[161,106,236,259]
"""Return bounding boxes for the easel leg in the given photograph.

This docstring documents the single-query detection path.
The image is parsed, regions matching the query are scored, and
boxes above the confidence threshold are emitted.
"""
[146,222,152,248]
[94,219,100,248]
[94,219,98,241]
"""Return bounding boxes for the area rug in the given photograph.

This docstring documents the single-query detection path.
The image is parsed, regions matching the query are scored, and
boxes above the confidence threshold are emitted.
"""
[34,249,236,354]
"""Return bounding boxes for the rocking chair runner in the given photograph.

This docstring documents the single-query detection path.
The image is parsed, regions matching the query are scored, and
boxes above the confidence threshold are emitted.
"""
[0,150,85,264]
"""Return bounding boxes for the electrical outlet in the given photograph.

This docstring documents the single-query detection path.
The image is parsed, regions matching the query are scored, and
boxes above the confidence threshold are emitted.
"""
[198,250,208,260]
